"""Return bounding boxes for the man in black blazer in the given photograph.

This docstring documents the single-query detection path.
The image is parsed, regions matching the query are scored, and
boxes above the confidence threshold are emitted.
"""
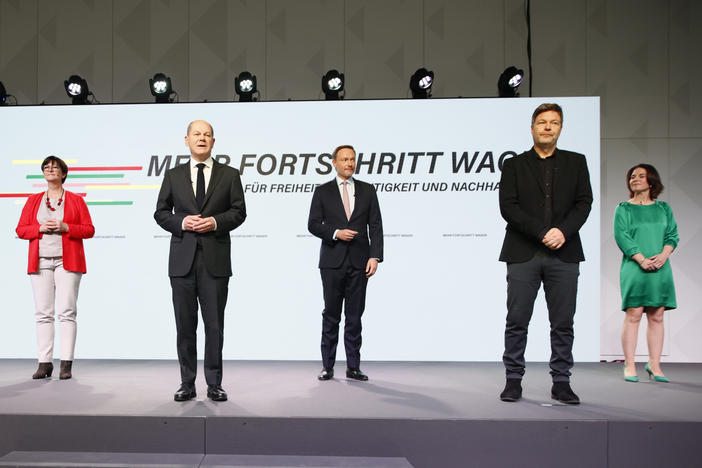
[154,120,246,402]
[308,145,383,381]
[498,103,592,404]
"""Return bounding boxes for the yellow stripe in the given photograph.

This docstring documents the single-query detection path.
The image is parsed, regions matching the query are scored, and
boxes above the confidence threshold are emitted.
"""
[13,159,79,164]
[83,185,161,190]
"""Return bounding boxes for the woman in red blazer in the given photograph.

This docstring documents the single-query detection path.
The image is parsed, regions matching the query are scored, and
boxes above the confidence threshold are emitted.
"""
[16,156,94,380]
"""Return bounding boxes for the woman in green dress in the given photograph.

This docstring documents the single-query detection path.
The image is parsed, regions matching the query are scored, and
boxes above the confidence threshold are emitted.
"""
[614,164,678,383]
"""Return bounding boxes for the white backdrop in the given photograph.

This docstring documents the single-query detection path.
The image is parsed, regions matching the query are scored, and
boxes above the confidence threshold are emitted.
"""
[0,97,600,361]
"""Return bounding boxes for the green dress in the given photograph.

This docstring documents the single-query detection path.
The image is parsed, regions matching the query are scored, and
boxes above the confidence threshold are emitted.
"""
[614,201,679,311]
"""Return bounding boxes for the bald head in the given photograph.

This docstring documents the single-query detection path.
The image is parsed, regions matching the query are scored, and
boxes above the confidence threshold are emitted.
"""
[187,120,214,137]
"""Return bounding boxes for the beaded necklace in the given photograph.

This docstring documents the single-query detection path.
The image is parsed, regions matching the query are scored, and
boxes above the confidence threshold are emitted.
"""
[45,188,64,212]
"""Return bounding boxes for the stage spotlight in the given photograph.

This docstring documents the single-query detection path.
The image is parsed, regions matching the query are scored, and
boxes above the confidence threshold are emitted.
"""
[409,68,434,99]
[497,66,524,97]
[149,73,175,103]
[235,71,258,102]
[64,75,91,104]
[322,69,344,100]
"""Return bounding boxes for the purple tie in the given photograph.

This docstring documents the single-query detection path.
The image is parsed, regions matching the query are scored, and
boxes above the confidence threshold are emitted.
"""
[342,181,351,220]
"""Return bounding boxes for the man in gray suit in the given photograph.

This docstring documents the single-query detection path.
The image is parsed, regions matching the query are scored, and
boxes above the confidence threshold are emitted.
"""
[155,120,246,402]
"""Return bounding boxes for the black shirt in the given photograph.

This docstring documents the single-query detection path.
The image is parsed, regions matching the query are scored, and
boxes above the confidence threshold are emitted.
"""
[532,149,557,241]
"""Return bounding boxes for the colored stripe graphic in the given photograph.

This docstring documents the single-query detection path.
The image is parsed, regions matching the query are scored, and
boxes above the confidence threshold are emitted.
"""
[13,159,78,164]
[27,174,125,179]
[32,183,131,188]
[86,201,133,206]
[2,193,87,198]
[70,166,142,171]
[84,185,160,190]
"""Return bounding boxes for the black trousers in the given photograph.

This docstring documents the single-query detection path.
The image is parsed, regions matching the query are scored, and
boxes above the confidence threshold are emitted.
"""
[503,250,580,382]
[320,254,368,370]
[170,248,229,386]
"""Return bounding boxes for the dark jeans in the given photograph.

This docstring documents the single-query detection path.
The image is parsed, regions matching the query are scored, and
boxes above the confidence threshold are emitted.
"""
[503,250,580,382]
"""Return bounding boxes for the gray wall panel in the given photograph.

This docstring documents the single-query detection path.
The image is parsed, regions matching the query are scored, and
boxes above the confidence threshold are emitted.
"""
[586,0,669,139]
[189,0,266,103]
[114,0,189,104]
[345,0,422,99]
[423,0,504,99]
[669,0,702,138]
[530,0,586,97]
[0,0,38,105]
[37,0,113,104]
[668,138,702,361]
[226,0,266,102]
[266,0,343,101]
[504,0,529,96]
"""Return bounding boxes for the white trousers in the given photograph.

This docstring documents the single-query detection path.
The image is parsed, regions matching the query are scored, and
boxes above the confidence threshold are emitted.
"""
[30,257,82,362]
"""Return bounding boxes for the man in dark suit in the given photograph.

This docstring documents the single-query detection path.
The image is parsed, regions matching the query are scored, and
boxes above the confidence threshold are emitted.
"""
[154,120,246,402]
[308,145,383,382]
[498,103,592,404]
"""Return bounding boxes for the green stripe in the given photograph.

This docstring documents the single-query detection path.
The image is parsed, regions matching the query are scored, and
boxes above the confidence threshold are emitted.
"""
[86,201,134,206]
[26,174,125,179]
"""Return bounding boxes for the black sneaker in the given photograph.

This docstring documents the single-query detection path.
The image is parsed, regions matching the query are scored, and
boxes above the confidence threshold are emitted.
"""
[499,379,522,402]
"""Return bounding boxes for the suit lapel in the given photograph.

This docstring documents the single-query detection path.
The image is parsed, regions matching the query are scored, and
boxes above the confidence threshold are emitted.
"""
[202,160,224,209]
[349,180,362,220]
[524,150,545,195]
[328,178,346,218]
[177,162,199,210]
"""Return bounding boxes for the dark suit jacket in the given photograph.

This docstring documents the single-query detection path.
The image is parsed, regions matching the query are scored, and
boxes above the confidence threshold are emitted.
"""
[154,159,246,277]
[498,148,592,263]
[308,178,383,269]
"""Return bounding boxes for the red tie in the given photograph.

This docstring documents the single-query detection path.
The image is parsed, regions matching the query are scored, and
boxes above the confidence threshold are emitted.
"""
[342,181,351,220]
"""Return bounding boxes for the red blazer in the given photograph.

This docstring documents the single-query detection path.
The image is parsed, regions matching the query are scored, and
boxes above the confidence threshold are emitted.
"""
[16,191,95,274]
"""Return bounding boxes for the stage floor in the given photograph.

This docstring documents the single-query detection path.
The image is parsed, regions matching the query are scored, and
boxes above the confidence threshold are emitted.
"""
[1,360,701,468]
[0,359,701,421]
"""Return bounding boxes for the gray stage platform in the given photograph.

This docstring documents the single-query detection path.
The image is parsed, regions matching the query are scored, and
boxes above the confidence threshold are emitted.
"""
[0,360,700,467]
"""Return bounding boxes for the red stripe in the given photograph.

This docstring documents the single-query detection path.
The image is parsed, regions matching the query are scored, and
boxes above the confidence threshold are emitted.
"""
[0,193,87,198]
[70,166,143,171]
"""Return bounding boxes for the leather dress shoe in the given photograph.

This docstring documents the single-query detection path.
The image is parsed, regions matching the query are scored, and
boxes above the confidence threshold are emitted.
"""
[207,384,228,402]
[500,379,522,402]
[174,384,196,402]
[551,382,580,405]
[346,368,368,381]
[318,368,334,381]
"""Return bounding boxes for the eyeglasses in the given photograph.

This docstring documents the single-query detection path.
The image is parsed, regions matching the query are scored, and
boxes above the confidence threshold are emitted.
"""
[42,166,60,172]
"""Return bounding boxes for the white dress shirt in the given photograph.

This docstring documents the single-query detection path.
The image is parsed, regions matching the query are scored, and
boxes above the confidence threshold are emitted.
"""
[182,156,217,230]
[333,176,355,241]
[190,156,214,196]
[336,175,355,213]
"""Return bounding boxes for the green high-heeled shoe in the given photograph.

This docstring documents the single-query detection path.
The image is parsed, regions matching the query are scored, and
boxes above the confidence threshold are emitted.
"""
[623,366,639,383]
[645,362,670,383]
